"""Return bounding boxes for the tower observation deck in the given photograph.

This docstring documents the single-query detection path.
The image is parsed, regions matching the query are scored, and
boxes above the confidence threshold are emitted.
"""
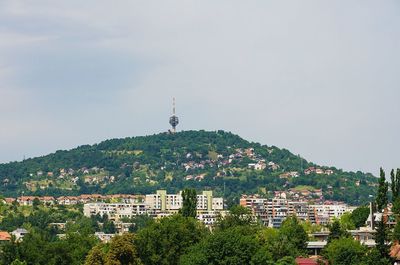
[169,97,179,133]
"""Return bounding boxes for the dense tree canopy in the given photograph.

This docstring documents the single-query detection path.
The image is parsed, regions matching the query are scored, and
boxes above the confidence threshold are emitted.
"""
[134,215,208,265]
[0,130,378,204]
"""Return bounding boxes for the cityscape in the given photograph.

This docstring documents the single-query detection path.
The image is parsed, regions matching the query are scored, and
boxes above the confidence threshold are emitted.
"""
[1,1,399,265]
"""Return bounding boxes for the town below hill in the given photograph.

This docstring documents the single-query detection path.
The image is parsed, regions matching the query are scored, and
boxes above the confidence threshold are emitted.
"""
[0,130,378,205]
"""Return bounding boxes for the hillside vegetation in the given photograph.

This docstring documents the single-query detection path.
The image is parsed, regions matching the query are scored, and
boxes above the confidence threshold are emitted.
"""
[0,130,378,205]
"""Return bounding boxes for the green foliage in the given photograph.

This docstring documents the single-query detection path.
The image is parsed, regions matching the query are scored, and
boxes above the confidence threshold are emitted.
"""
[275,256,296,265]
[10,260,27,265]
[85,245,106,265]
[392,197,400,215]
[375,220,389,258]
[350,206,370,228]
[127,214,154,233]
[0,210,98,265]
[279,216,308,251]
[376,168,388,212]
[324,237,367,265]
[134,215,208,265]
[259,224,306,260]
[391,168,400,202]
[327,219,349,243]
[179,226,268,265]
[339,212,356,230]
[105,234,141,265]
[0,130,378,204]
[215,205,255,230]
[362,248,392,265]
[180,189,197,218]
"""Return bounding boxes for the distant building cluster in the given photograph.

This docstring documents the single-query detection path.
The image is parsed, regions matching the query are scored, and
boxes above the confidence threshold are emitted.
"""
[240,194,354,228]
[4,194,144,206]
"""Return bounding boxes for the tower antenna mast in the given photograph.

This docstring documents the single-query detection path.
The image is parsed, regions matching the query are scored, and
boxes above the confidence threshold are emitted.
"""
[169,97,179,133]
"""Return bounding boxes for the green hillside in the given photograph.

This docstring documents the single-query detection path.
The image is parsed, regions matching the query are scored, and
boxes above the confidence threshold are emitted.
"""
[0,130,378,205]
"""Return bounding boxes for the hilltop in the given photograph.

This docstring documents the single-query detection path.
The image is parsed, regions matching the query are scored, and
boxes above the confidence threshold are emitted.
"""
[0,130,378,205]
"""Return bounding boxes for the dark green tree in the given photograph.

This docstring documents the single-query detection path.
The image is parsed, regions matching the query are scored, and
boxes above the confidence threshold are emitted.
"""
[32,197,41,209]
[259,228,299,261]
[180,189,197,218]
[375,168,390,258]
[105,233,141,265]
[135,215,207,265]
[391,168,400,202]
[179,226,269,265]
[128,214,154,233]
[279,216,308,251]
[85,245,105,265]
[324,237,367,265]
[275,256,296,265]
[216,205,254,230]
[327,219,349,243]
[350,206,370,228]
[362,248,392,265]
[376,168,388,212]
[375,219,389,258]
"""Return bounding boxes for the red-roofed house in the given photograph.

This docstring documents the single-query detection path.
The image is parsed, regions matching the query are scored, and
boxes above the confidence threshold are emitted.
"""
[296,257,327,265]
[0,231,11,242]
[390,243,400,263]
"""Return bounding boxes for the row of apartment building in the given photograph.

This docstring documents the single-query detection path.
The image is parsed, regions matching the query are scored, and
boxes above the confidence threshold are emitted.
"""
[240,195,355,227]
[83,190,225,226]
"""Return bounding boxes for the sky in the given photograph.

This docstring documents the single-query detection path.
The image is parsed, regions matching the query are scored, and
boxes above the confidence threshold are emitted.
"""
[0,1,399,176]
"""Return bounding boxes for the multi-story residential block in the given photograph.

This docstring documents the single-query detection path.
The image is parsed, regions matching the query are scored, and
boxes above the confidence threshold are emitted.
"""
[145,190,223,212]
[83,202,147,221]
[82,190,224,227]
[240,195,352,227]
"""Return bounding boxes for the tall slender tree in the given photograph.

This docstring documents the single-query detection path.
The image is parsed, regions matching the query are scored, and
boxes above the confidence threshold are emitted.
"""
[180,188,197,218]
[391,168,400,202]
[376,168,388,212]
[375,168,389,258]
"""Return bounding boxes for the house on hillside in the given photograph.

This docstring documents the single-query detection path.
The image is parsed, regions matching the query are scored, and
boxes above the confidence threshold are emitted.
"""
[296,257,327,265]
[11,228,29,241]
[0,231,11,243]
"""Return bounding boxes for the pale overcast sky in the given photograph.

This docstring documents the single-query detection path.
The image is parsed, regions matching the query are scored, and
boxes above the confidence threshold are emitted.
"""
[0,1,399,176]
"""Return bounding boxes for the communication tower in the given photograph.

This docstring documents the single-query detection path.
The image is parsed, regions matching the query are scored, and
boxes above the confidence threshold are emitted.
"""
[169,97,179,133]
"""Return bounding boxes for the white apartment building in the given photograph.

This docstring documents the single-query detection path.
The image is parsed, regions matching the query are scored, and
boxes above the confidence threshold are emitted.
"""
[83,190,224,227]
[145,190,224,212]
[240,195,353,227]
[83,203,147,221]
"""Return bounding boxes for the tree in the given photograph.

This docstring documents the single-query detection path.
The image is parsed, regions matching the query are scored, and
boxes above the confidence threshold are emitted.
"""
[324,237,367,265]
[362,248,392,265]
[376,168,388,212]
[10,260,27,265]
[340,212,356,230]
[105,234,141,265]
[275,256,296,265]
[85,245,106,265]
[350,206,370,228]
[391,168,400,202]
[180,189,197,218]
[327,219,349,243]
[375,219,389,258]
[279,216,308,251]
[128,214,154,233]
[179,226,269,265]
[135,215,207,265]
[216,205,254,230]
[259,228,299,261]
[32,198,41,209]
[375,168,390,258]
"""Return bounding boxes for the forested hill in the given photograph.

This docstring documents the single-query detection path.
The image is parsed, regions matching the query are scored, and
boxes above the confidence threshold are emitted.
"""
[0,130,378,205]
